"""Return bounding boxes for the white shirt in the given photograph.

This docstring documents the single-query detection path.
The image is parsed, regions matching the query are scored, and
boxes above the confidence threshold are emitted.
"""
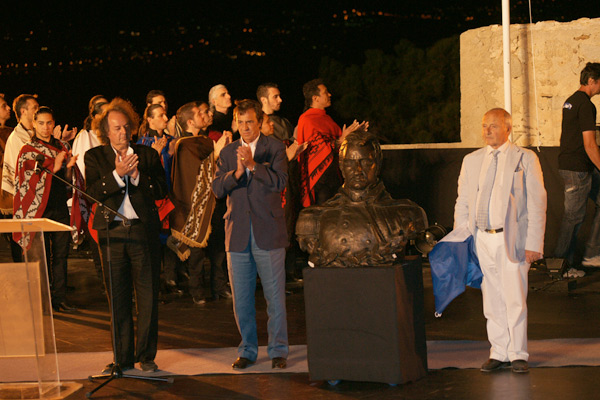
[476,141,509,230]
[2,123,33,195]
[242,133,260,175]
[72,129,102,180]
[111,146,140,220]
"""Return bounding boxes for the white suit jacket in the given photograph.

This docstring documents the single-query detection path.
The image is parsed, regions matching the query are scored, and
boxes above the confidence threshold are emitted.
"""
[454,142,547,263]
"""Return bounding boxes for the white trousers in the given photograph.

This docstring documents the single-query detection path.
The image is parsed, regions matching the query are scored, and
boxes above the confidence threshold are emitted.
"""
[476,231,529,361]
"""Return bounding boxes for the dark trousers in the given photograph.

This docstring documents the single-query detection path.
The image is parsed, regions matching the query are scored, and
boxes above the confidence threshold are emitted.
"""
[2,214,23,262]
[208,198,229,288]
[162,243,182,283]
[98,222,159,367]
[312,163,342,205]
[555,169,600,264]
[188,245,228,299]
[41,213,70,305]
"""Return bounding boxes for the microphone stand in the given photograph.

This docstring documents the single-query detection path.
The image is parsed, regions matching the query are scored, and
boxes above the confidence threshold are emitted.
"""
[34,164,173,398]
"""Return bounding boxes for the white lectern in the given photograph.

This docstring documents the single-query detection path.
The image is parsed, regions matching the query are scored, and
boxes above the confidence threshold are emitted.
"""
[0,218,80,399]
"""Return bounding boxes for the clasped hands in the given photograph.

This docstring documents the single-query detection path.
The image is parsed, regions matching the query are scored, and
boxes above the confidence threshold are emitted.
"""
[214,131,233,160]
[115,153,139,180]
[234,146,255,180]
[53,150,78,173]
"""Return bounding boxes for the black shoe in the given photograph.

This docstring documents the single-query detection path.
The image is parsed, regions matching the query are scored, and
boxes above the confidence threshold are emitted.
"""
[480,358,511,372]
[232,357,254,369]
[140,360,158,372]
[165,280,183,295]
[52,302,78,313]
[271,357,287,369]
[101,363,133,374]
[511,359,529,373]
[213,289,232,300]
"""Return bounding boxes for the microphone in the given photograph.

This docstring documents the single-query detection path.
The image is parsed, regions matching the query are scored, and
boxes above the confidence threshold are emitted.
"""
[34,153,45,174]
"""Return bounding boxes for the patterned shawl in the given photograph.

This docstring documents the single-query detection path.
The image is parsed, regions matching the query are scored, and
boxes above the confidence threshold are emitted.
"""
[296,108,341,207]
[13,139,83,249]
[168,136,216,261]
[298,131,338,207]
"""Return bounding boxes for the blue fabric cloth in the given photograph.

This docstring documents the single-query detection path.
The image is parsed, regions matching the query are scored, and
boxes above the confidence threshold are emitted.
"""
[429,234,482,315]
[137,134,174,191]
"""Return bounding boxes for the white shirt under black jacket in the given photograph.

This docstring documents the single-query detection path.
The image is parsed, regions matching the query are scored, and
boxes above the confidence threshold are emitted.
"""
[111,146,140,221]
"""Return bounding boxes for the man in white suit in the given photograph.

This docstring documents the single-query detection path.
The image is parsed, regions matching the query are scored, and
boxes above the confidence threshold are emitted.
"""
[454,108,546,374]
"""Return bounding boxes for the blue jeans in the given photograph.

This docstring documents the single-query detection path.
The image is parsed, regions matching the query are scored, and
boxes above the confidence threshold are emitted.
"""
[554,169,600,264]
[227,225,288,362]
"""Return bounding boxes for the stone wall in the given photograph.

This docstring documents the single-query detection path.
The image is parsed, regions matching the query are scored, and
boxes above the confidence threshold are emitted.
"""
[460,18,600,147]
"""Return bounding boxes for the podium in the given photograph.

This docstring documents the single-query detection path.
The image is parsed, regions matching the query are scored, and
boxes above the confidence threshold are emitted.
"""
[303,257,428,385]
[0,218,81,399]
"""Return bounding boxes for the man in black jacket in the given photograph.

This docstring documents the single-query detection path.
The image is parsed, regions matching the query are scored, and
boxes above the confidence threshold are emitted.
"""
[85,98,167,373]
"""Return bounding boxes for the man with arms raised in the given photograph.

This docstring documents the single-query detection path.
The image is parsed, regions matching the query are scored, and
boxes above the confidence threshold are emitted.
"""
[212,99,288,370]
[169,101,231,303]
[85,98,167,373]
[13,107,79,312]
[297,79,367,207]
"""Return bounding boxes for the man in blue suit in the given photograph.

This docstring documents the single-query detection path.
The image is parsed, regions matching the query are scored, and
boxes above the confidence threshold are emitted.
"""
[454,108,546,374]
[212,99,289,370]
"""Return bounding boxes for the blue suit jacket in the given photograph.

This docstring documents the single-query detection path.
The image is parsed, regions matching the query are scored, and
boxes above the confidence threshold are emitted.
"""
[454,142,547,262]
[212,134,288,252]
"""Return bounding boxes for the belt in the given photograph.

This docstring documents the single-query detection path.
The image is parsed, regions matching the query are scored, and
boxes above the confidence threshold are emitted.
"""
[108,219,142,229]
[483,228,503,234]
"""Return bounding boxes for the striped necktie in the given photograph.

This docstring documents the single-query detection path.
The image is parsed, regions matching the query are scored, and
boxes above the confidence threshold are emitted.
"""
[476,150,499,230]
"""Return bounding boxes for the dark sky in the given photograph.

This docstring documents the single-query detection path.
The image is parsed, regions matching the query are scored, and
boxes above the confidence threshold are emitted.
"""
[1,1,598,126]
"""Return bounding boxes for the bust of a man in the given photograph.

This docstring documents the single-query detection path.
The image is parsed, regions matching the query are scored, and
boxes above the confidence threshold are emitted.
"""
[296,131,427,267]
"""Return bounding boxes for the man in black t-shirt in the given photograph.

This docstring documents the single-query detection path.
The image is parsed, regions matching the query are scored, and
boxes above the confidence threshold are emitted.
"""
[555,62,600,271]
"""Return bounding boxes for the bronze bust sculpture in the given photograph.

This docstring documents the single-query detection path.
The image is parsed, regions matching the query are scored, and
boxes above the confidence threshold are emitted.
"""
[296,131,427,267]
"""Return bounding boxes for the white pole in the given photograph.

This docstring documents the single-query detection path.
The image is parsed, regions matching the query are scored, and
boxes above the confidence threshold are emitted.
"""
[502,0,512,142]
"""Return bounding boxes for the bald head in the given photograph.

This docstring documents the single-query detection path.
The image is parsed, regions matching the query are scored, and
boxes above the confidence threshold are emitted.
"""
[482,108,511,149]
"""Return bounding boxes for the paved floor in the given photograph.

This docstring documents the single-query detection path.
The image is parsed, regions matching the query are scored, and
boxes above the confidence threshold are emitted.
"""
[3,239,600,399]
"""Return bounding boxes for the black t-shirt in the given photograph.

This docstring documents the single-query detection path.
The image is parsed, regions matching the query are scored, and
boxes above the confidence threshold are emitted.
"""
[558,90,598,171]
[209,110,232,133]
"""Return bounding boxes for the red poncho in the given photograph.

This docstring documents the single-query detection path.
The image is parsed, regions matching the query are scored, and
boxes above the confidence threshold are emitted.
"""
[13,139,85,249]
[296,108,341,207]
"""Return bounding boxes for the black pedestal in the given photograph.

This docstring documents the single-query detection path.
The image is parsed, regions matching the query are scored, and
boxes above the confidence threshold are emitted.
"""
[303,258,427,384]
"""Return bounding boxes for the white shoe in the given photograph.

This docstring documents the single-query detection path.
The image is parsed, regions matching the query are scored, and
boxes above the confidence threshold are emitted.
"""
[563,268,585,278]
[582,256,600,267]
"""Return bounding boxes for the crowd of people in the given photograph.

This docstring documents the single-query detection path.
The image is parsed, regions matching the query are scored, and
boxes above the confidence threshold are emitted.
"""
[0,79,366,372]
[1,61,599,376]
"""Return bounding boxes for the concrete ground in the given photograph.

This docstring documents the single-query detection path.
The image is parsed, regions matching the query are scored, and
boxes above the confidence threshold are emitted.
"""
[3,237,600,399]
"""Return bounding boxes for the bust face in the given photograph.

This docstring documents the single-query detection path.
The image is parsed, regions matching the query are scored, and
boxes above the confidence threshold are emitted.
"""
[340,143,378,192]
